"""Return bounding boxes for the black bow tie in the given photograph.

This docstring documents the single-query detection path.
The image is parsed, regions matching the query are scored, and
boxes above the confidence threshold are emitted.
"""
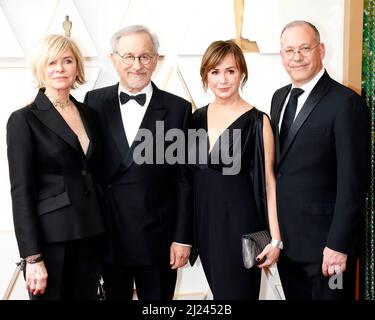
[120,92,146,106]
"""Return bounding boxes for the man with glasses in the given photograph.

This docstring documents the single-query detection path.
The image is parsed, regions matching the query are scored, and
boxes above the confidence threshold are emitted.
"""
[270,20,370,299]
[84,25,193,300]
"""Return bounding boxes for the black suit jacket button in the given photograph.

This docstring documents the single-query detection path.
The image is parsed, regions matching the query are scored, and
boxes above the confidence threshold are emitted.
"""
[108,184,112,189]
[81,169,88,176]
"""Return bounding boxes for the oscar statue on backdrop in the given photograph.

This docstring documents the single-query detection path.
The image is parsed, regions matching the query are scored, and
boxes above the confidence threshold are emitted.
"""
[63,15,72,37]
[233,0,259,52]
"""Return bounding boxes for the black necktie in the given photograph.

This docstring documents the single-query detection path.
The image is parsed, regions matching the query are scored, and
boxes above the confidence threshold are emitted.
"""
[280,88,304,150]
[120,92,146,106]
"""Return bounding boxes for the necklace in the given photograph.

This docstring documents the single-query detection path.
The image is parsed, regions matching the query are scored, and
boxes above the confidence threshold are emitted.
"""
[45,93,71,109]
[51,97,90,154]
[53,99,70,109]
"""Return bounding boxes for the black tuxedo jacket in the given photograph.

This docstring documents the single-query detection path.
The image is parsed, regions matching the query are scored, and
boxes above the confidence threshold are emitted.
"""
[270,71,370,263]
[84,82,193,266]
[7,89,105,258]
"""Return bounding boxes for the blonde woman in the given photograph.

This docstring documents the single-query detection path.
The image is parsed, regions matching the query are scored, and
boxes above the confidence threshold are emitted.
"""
[6,35,105,300]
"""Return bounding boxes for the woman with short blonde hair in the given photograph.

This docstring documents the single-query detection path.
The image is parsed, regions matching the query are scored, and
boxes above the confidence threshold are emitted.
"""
[6,34,105,300]
[31,34,85,89]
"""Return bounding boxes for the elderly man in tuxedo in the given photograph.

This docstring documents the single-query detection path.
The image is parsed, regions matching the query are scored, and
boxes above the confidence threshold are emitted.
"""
[84,25,193,300]
[270,20,370,300]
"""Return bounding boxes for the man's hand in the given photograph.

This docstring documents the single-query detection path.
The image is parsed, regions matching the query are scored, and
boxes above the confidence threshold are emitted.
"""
[170,242,191,270]
[322,246,347,277]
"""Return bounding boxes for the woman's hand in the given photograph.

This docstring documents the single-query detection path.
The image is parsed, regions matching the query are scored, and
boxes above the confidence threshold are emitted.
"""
[256,244,280,269]
[25,261,48,295]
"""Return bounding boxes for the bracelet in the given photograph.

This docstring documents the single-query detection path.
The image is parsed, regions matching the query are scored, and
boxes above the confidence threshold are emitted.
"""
[25,254,43,264]
[271,239,284,250]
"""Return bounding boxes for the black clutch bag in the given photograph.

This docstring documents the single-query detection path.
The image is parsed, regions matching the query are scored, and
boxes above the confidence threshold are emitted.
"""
[242,230,271,269]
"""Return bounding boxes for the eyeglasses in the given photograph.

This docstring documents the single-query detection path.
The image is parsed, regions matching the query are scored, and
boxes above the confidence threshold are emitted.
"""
[116,53,155,65]
[281,43,320,59]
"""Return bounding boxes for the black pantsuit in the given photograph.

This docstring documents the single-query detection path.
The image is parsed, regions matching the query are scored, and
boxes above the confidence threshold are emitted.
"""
[7,89,105,300]
[29,235,104,300]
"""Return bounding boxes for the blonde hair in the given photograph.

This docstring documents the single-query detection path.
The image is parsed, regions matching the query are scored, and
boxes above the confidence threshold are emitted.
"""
[200,40,248,91]
[31,34,85,89]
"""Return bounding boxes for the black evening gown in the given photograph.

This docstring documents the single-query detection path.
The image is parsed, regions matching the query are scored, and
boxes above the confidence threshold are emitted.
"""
[190,105,268,300]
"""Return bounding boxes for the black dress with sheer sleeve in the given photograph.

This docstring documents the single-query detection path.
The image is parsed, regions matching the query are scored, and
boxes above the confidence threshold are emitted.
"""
[189,105,268,300]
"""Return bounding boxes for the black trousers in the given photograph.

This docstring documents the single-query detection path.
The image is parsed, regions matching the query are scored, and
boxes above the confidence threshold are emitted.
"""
[102,261,177,300]
[277,252,357,300]
[29,234,104,300]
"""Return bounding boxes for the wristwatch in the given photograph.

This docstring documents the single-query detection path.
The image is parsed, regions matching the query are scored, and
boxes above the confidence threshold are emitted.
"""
[271,239,284,250]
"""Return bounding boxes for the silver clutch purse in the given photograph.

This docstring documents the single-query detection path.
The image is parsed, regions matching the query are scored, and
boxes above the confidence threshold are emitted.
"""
[242,230,271,269]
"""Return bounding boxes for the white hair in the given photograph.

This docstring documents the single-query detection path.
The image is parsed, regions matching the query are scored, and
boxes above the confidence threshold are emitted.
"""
[110,25,160,54]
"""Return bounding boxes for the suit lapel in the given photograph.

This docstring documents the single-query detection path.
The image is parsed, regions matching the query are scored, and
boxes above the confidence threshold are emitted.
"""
[278,71,332,165]
[272,85,291,163]
[32,90,83,155]
[76,99,95,159]
[122,83,168,171]
[102,84,130,159]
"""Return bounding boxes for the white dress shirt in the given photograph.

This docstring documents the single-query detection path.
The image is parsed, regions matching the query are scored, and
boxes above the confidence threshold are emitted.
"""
[118,82,153,146]
[278,68,325,130]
